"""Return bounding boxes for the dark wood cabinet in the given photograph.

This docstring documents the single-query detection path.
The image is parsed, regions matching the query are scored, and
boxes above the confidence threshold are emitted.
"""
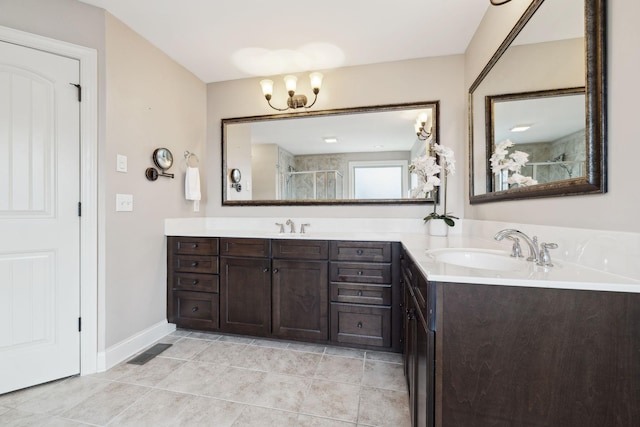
[167,237,220,330]
[330,241,401,351]
[402,251,435,427]
[219,245,271,337]
[272,239,329,341]
[438,283,640,427]
[272,258,328,341]
[168,236,401,352]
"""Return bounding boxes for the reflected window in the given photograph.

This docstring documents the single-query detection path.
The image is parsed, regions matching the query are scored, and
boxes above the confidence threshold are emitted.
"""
[349,161,408,199]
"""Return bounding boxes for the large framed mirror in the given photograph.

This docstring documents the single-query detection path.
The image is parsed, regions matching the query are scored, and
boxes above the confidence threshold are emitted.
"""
[222,102,439,206]
[469,0,606,203]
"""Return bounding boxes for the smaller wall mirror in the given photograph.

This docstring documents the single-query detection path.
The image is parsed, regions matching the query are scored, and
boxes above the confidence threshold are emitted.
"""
[153,148,174,171]
[469,0,606,203]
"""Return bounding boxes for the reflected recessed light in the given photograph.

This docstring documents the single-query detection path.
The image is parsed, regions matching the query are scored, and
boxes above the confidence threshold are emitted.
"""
[324,137,338,143]
[510,125,532,132]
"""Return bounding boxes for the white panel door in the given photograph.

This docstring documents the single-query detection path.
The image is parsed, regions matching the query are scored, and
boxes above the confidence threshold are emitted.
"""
[0,40,80,394]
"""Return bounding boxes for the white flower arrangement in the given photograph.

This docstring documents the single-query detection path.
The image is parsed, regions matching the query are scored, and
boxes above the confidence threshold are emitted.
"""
[489,139,538,187]
[409,143,457,226]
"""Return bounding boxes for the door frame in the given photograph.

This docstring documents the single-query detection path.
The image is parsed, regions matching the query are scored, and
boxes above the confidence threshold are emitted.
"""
[0,25,99,375]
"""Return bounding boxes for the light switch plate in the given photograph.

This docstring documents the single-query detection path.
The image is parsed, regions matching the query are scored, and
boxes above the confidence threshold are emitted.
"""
[116,154,128,172]
[116,193,133,211]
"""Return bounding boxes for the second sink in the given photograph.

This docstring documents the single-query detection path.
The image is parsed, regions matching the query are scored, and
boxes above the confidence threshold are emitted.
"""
[426,248,527,272]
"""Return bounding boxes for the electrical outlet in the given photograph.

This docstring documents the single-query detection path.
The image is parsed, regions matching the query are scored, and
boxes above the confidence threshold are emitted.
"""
[116,193,133,211]
[116,154,128,172]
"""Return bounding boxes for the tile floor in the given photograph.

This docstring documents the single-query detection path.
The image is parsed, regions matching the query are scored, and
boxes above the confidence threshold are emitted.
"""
[0,330,411,426]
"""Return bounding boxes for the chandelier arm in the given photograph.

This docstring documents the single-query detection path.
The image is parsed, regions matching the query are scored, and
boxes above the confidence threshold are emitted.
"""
[305,92,319,109]
[267,98,291,112]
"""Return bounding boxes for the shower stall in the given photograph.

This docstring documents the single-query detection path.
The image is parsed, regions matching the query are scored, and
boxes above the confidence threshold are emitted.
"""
[281,170,344,200]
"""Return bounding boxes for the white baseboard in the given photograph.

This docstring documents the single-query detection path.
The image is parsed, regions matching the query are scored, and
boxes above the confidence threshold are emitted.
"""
[96,320,176,372]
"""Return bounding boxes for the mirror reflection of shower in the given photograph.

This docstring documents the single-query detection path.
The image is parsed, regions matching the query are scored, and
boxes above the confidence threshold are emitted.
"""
[549,153,573,178]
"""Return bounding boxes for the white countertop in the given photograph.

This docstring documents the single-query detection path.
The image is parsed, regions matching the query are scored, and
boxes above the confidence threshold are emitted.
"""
[165,218,640,294]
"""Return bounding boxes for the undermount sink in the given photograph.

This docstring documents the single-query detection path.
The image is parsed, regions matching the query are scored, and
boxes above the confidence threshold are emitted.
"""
[426,248,527,272]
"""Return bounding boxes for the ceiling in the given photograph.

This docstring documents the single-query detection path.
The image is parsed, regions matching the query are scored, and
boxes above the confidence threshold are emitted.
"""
[78,0,490,83]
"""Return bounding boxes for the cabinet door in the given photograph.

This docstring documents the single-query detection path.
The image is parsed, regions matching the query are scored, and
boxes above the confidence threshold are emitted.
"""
[220,257,271,336]
[272,259,328,341]
[415,309,435,427]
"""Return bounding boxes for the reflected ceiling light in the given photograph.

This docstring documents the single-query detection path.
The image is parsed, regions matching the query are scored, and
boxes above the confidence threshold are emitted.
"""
[260,72,323,111]
[490,0,512,5]
[324,137,338,143]
[414,112,432,140]
[510,125,532,132]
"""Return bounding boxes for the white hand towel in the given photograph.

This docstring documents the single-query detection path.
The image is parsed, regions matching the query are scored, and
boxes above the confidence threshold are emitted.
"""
[185,167,201,201]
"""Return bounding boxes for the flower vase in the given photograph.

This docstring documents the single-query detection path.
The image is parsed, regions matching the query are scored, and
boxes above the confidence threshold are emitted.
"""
[428,219,449,237]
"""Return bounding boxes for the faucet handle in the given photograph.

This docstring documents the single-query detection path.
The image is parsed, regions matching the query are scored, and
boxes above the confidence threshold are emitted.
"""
[300,223,310,234]
[275,223,285,234]
[537,242,558,267]
[505,236,523,258]
[285,219,295,233]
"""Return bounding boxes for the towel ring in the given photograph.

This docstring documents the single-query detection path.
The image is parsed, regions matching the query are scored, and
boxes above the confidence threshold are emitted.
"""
[184,151,199,168]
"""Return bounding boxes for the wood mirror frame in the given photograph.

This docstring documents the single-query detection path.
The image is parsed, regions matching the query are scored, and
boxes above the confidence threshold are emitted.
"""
[468,0,606,204]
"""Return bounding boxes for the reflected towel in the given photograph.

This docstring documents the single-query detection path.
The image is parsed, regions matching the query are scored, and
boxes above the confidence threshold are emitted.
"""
[185,167,201,200]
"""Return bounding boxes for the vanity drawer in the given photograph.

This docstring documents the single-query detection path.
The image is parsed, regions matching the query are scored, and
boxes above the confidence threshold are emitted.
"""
[220,238,270,258]
[330,303,391,348]
[272,239,329,260]
[330,262,391,284]
[330,283,391,306]
[170,236,218,255]
[330,241,392,263]
[171,272,219,293]
[173,255,219,274]
[171,291,219,330]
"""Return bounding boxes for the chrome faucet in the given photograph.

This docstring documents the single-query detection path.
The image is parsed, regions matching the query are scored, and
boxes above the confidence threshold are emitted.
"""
[286,219,295,233]
[494,229,558,267]
[494,229,540,262]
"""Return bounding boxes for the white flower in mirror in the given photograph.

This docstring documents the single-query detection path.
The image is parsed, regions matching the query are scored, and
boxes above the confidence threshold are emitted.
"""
[490,139,538,187]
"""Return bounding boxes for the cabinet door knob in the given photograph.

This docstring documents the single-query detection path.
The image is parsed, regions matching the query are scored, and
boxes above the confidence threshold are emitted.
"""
[357,322,363,329]
[191,306,199,312]
[273,268,279,273]
[357,290,363,296]
[263,267,270,273]
[357,249,363,255]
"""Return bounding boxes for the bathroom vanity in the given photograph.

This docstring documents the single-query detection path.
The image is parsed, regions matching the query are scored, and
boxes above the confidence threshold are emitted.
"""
[167,235,403,352]
[401,248,639,427]
[165,220,640,427]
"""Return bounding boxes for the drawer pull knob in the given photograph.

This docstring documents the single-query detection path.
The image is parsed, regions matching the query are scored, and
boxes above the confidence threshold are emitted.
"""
[192,244,198,249]
[357,290,363,296]
[192,280,199,286]
[357,271,363,275]
[357,322,363,329]
[192,306,199,312]
[357,249,363,255]
[191,262,199,267]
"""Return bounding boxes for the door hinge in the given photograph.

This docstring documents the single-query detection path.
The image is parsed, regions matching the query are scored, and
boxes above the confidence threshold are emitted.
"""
[70,83,81,102]
[78,202,82,217]
[78,317,82,332]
